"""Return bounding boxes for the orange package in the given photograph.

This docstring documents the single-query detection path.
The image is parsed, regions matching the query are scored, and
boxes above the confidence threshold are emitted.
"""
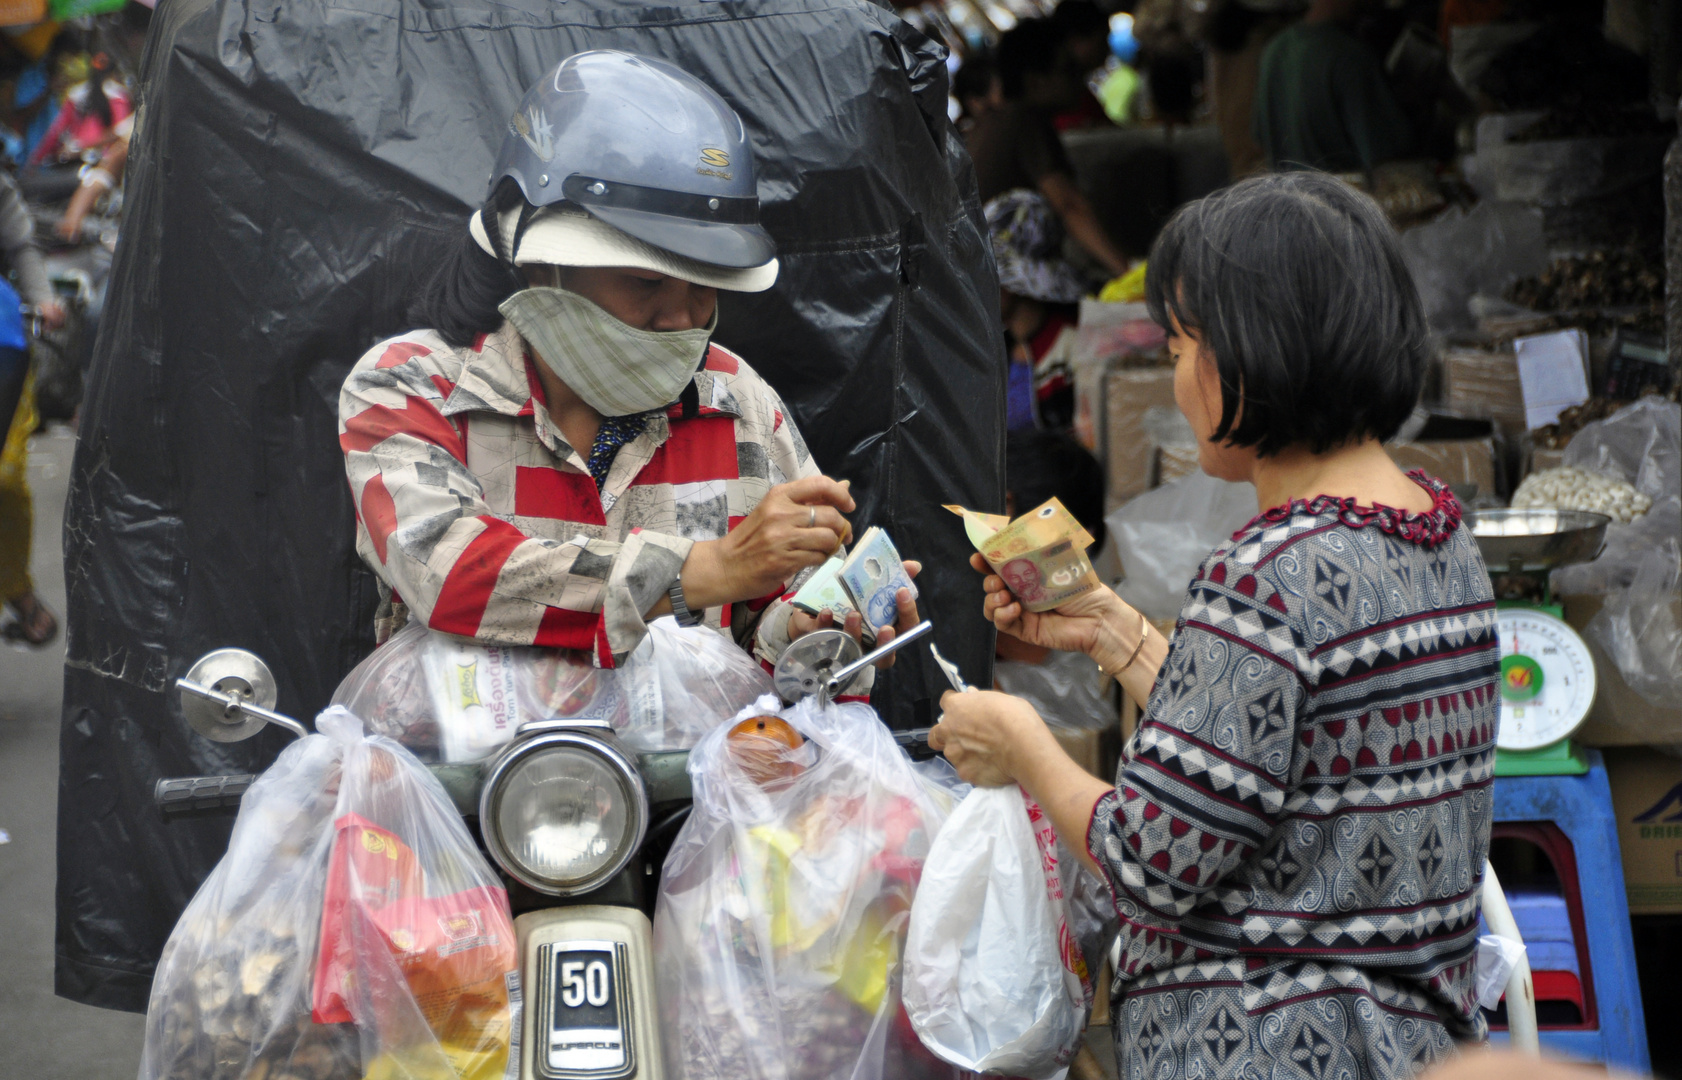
[312,813,517,1072]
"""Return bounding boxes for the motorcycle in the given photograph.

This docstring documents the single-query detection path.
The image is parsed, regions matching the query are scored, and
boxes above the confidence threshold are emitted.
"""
[153,622,941,1080]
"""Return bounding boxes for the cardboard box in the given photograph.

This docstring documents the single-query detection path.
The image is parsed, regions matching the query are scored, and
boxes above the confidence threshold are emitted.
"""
[1604,748,1682,914]
[1442,347,1528,439]
[1561,593,1682,747]
[1386,437,1499,503]
[1102,366,1177,510]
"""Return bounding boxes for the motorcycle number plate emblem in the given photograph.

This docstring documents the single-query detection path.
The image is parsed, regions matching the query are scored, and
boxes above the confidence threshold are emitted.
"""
[537,940,634,1080]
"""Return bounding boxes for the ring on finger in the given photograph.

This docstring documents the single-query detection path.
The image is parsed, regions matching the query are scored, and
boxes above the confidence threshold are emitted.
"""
[808,506,816,528]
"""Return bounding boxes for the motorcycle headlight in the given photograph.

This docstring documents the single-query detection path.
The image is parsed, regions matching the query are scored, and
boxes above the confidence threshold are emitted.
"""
[479,730,648,896]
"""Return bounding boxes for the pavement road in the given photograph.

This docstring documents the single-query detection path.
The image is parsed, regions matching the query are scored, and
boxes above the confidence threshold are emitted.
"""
[0,424,147,1077]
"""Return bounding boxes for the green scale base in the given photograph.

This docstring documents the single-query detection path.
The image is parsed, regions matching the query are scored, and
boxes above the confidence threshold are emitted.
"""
[1495,739,1590,776]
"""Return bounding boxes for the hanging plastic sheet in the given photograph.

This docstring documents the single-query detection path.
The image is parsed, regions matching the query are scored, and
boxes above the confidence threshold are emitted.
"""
[57,0,1003,1010]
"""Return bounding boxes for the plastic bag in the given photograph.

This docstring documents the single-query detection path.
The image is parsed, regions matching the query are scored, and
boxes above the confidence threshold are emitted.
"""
[1107,472,1259,622]
[994,651,1116,732]
[1586,539,1682,710]
[1552,398,1681,597]
[654,694,964,1080]
[903,786,1093,1078]
[138,707,518,1080]
[1398,200,1547,331]
[333,617,772,761]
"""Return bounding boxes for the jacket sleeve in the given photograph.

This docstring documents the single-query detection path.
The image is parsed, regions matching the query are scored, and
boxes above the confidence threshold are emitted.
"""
[339,343,691,665]
[1085,568,1306,977]
[0,174,51,306]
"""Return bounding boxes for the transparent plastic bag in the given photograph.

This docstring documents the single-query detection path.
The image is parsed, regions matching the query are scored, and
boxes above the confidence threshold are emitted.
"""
[903,786,1093,1078]
[333,618,771,761]
[994,650,1116,732]
[1552,398,1681,597]
[654,694,965,1080]
[1106,472,1259,622]
[1585,539,1682,710]
[138,707,518,1080]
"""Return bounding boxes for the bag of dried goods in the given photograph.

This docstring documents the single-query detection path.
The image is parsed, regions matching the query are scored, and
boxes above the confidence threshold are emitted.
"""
[138,707,518,1080]
[333,617,771,762]
[903,786,1095,1078]
[654,695,967,1080]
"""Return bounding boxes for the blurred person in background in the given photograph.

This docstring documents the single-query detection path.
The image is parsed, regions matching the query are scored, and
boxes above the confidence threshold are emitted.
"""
[953,53,1004,132]
[966,18,1128,278]
[1252,0,1412,172]
[0,169,66,647]
[26,49,130,171]
[1203,0,1300,178]
[1132,0,1204,125]
[988,191,1086,432]
[1049,0,1115,130]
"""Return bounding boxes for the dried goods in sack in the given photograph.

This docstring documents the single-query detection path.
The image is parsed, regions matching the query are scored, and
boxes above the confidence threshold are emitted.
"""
[903,786,1094,1078]
[138,707,518,1080]
[654,695,966,1080]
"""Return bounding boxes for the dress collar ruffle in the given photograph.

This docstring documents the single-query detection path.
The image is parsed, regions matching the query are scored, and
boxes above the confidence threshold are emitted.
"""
[1238,470,1463,548]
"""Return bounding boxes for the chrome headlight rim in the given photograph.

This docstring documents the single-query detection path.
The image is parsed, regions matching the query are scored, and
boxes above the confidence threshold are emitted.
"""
[478,729,649,897]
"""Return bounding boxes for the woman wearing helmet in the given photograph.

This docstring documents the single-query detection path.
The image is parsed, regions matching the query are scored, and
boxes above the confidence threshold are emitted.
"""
[339,51,917,673]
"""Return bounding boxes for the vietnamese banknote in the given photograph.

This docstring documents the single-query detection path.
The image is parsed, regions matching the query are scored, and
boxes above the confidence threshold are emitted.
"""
[944,497,1100,612]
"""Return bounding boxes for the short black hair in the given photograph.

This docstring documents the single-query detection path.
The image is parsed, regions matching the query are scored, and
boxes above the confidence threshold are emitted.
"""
[1006,429,1107,551]
[953,55,996,104]
[1051,0,1108,38]
[996,19,1065,99]
[1144,172,1428,457]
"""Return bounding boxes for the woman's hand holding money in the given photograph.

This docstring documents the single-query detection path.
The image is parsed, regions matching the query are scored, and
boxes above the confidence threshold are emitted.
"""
[971,553,1170,706]
[788,561,922,668]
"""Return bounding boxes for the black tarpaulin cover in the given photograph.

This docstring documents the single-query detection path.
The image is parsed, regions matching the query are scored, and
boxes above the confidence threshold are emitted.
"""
[57,0,1004,1010]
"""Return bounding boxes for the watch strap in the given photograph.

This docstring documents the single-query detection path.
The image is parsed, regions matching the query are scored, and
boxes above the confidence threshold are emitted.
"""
[668,576,702,627]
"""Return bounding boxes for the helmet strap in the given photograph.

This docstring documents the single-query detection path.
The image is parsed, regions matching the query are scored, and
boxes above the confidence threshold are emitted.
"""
[508,201,539,268]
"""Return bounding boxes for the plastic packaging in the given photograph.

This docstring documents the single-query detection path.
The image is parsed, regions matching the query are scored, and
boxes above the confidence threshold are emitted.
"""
[138,708,517,1080]
[1398,201,1547,331]
[903,786,1092,1078]
[1107,472,1259,622]
[1585,539,1682,711]
[332,617,772,761]
[994,651,1116,732]
[1475,934,1529,1010]
[1552,398,1681,596]
[654,695,964,1080]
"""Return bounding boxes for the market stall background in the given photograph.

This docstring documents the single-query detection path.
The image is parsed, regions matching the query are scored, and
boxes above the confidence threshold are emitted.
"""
[54,0,1005,1012]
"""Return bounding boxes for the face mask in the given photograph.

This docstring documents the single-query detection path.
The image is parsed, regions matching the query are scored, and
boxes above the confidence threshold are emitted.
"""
[499,287,716,417]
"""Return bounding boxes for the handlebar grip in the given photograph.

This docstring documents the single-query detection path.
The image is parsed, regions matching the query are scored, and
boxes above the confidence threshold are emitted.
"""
[154,774,256,815]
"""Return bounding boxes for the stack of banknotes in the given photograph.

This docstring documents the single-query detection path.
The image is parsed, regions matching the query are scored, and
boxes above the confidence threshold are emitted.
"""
[945,498,1100,612]
[790,526,918,640]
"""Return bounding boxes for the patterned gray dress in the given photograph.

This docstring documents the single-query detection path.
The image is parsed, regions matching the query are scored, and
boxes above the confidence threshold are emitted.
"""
[1086,476,1498,1080]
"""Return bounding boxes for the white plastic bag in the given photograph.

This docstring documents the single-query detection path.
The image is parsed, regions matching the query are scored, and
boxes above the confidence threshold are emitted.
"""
[903,785,1092,1078]
[138,707,518,1080]
[333,617,771,760]
[653,694,965,1080]
[1107,472,1258,622]
[1475,934,1529,1010]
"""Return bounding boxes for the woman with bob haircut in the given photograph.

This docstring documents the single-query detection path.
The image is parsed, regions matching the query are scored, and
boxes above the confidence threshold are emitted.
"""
[931,172,1500,1079]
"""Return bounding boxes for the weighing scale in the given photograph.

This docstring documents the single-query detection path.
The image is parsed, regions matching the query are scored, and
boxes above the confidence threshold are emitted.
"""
[1466,509,1611,777]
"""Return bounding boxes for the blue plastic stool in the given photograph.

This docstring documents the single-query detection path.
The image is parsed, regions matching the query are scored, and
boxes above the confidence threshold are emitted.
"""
[1489,749,1649,1072]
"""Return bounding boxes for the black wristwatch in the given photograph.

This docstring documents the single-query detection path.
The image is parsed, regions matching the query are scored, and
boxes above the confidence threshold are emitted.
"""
[667,575,703,627]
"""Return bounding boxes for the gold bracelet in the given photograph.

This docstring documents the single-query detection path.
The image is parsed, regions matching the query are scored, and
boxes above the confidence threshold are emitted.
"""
[1098,609,1150,678]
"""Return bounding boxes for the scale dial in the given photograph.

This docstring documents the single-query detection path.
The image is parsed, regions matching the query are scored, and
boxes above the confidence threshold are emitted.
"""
[1494,608,1597,751]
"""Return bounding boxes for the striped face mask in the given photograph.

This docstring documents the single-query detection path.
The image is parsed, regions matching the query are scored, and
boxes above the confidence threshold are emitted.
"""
[499,287,716,417]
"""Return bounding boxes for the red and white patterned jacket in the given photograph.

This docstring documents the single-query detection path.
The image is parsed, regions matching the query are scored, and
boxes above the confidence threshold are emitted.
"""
[338,322,818,668]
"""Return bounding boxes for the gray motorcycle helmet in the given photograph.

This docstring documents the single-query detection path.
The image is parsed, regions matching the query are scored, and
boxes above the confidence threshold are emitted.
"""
[484,50,776,278]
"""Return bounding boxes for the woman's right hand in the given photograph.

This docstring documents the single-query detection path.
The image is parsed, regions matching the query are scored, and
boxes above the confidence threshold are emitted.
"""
[683,476,856,607]
[971,552,1129,658]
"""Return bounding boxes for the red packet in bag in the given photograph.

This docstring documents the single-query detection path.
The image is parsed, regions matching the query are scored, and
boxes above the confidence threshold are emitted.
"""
[311,813,515,1032]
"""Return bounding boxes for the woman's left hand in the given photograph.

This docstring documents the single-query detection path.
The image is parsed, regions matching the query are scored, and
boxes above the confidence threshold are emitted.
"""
[928,689,1051,787]
[786,560,921,669]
